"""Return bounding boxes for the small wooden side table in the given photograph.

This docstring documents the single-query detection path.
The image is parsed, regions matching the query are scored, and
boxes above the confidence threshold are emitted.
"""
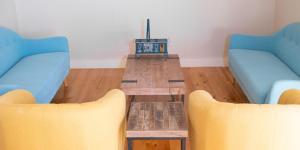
[126,102,188,150]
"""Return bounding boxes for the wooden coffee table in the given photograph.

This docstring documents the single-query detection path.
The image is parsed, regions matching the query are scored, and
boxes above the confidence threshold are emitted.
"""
[121,54,186,102]
[126,102,188,150]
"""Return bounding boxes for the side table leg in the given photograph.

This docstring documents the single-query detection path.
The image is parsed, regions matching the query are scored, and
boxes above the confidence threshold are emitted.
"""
[128,139,133,150]
[181,138,186,150]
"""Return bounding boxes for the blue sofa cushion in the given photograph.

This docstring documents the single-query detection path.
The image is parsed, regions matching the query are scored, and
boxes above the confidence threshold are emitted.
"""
[0,52,69,103]
[229,49,299,103]
[0,28,23,77]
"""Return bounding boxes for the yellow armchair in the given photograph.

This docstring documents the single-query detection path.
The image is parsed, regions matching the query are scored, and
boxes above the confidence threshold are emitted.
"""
[0,89,126,150]
[188,90,300,150]
[0,89,35,104]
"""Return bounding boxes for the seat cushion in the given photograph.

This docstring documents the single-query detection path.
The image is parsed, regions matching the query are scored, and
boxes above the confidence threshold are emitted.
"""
[229,49,299,104]
[0,52,69,103]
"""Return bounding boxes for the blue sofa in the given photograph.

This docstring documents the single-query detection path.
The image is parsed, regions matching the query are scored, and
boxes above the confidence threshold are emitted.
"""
[0,27,69,103]
[229,23,300,104]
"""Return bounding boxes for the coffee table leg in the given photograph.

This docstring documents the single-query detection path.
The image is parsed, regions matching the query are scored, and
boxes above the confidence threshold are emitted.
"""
[128,139,133,150]
[181,95,185,104]
[131,95,136,102]
[170,95,175,101]
[181,138,186,150]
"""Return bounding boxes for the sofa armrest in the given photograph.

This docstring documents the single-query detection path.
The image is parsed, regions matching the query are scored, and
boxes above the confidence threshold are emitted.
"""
[279,89,300,104]
[265,80,300,104]
[188,90,218,118]
[189,90,217,105]
[23,36,69,55]
[188,90,214,149]
[229,34,275,52]
[0,89,35,104]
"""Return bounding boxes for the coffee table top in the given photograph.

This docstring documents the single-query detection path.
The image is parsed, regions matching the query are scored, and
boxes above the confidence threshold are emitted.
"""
[121,54,185,96]
[126,102,188,138]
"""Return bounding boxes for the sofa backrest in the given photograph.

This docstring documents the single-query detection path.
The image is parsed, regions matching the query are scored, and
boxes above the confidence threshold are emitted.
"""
[274,23,300,76]
[0,27,23,77]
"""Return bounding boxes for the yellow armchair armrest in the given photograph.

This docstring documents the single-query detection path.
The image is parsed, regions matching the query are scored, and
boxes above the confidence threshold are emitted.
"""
[279,89,300,104]
[0,89,35,104]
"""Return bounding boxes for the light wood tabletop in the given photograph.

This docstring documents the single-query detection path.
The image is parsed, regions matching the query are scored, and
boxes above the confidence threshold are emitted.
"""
[121,54,186,97]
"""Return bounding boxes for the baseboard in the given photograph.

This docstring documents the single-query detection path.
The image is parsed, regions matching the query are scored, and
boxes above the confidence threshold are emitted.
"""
[180,58,225,67]
[71,57,225,68]
[71,59,125,68]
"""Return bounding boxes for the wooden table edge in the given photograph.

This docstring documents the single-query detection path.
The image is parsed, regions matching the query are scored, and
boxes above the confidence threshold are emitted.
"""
[126,130,188,138]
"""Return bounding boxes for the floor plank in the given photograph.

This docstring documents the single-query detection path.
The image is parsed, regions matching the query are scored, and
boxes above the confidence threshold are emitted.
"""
[52,67,248,150]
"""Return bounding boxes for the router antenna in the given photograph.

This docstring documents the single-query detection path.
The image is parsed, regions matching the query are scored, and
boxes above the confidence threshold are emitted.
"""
[146,19,150,39]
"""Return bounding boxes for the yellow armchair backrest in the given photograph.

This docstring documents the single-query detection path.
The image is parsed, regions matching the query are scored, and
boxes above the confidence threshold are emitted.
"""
[0,89,126,150]
[189,90,300,150]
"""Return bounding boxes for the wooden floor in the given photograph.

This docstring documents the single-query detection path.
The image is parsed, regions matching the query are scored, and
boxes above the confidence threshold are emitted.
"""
[53,67,248,150]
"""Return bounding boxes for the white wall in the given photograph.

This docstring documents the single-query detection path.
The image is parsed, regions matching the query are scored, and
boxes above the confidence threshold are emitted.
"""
[0,0,18,30]
[275,0,300,30]
[13,0,276,67]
